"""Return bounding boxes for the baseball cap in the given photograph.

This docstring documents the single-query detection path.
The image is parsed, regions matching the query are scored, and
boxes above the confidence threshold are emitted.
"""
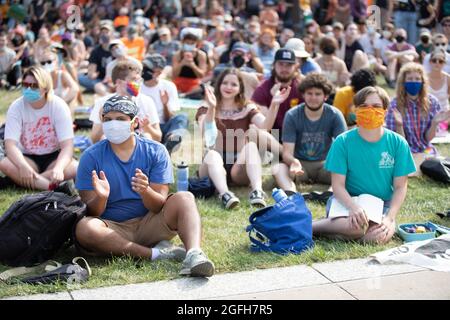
[128,25,138,35]
[143,53,167,70]
[274,48,296,64]
[231,41,250,54]
[158,27,171,36]
[420,28,431,37]
[264,0,277,6]
[109,39,124,49]
[284,38,310,58]
[103,95,138,118]
[332,21,344,30]
[100,21,113,32]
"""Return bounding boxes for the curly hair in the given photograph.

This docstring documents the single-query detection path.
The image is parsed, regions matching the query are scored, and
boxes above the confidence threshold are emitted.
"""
[298,72,334,96]
[351,68,377,93]
[395,62,430,115]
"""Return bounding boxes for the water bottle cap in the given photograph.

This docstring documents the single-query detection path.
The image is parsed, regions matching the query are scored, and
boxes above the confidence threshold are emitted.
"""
[177,161,188,168]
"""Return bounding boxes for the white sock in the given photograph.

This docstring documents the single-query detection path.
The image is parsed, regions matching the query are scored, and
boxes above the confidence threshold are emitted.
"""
[151,248,160,261]
[187,248,201,256]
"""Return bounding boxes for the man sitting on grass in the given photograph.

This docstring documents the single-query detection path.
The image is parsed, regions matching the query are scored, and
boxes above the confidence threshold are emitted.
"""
[272,73,347,193]
[75,95,215,278]
[313,86,416,244]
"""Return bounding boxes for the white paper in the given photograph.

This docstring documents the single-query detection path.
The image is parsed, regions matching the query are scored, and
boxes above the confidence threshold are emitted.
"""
[328,194,383,224]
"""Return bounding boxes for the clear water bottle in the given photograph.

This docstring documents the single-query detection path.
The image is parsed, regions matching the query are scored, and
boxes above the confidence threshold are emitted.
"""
[204,121,217,149]
[177,162,189,192]
[272,188,288,202]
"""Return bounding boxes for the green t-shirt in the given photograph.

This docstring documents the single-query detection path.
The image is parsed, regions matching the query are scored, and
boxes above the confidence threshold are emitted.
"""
[325,128,416,201]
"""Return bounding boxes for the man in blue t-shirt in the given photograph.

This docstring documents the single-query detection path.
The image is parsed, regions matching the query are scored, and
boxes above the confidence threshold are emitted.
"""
[313,87,416,244]
[75,96,214,277]
[272,73,347,192]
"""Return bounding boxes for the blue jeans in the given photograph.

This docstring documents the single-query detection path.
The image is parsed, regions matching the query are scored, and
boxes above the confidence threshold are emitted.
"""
[394,11,418,45]
[160,114,189,144]
[78,74,101,92]
[325,195,391,218]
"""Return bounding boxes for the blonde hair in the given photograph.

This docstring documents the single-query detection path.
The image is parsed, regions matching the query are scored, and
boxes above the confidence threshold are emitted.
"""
[23,66,53,100]
[353,86,391,110]
[395,62,429,115]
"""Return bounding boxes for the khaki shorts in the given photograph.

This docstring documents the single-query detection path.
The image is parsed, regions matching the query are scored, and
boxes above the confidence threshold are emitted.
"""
[76,206,178,255]
[294,160,331,185]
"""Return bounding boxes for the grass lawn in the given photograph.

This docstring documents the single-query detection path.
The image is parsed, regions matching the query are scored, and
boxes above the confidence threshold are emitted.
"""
[0,81,449,298]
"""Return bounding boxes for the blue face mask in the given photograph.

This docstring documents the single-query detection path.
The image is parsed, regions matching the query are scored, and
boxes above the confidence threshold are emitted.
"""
[183,43,196,52]
[404,81,423,96]
[22,88,42,103]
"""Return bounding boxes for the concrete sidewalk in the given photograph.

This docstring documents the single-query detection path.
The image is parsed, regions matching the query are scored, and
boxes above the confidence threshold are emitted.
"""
[4,258,450,300]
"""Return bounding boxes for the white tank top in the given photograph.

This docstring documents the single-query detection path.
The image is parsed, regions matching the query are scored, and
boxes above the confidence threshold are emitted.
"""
[53,71,69,100]
[429,76,450,111]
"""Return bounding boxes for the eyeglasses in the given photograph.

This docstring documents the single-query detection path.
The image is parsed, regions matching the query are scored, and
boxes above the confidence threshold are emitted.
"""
[40,60,53,66]
[431,58,445,64]
[22,82,39,89]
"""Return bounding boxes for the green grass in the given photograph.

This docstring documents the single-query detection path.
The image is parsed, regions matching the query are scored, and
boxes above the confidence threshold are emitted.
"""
[1,80,449,298]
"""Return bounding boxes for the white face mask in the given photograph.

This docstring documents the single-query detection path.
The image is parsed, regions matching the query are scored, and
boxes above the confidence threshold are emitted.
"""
[102,119,133,144]
[43,62,55,73]
[382,30,391,39]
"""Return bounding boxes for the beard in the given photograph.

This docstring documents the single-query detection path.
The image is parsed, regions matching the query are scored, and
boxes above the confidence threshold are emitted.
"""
[305,102,323,112]
[275,72,295,84]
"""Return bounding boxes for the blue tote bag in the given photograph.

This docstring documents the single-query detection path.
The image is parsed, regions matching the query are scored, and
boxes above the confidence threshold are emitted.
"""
[246,193,314,255]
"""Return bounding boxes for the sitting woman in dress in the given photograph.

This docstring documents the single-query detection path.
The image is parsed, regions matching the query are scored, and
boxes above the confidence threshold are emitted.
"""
[196,68,290,209]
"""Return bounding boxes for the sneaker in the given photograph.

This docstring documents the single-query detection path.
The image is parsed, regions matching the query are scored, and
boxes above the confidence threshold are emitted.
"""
[179,249,215,277]
[249,189,266,208]
[54,179,78,196]
[220,191,240,209]
[164,134,182,154]
[154,240,186,262]
[261,151,274,165]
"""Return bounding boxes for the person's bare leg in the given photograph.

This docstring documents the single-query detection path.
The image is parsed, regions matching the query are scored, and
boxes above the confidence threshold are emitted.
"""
[41,158,78,181]
[231,142,262,191]
[94,82,108,97]
[313,217,366,240]
[272,163,296,192]
[0,157,51,190]
[162,192,202,251]
[387,58,398,82]
[75,217,152,258]
[198,149,229,195]
[351,50,370,73]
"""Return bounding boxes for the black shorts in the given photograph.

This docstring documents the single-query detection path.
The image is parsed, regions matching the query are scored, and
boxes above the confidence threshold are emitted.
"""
[23,150,60,173]
[222,152,238,183]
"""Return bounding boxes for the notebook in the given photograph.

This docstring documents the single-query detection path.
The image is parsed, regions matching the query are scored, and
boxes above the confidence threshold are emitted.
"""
[328,194,384,224]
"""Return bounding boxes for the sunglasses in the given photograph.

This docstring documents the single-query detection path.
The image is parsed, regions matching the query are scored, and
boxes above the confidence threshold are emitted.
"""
[431,58,445,64]
[442,24,450,27]
[435,43,447,47]
[40,60,53,66]
[22,82,39,89]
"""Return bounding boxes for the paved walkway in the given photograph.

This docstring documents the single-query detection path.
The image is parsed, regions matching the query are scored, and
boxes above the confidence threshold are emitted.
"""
[4,258,450,300]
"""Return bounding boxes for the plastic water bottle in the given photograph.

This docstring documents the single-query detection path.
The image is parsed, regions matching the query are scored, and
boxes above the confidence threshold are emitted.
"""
[177,162,189,192]
[272,188,288,202]
[204,121,218,148]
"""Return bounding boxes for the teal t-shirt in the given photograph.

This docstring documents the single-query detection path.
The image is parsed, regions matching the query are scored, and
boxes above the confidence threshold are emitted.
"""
[325,128,416,201]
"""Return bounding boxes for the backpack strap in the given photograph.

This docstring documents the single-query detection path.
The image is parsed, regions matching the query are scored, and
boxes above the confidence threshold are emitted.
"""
[72,257,92,277]
[0,261,62,282]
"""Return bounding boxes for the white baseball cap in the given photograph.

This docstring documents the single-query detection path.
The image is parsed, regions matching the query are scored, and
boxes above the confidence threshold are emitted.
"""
[284,38,310,58]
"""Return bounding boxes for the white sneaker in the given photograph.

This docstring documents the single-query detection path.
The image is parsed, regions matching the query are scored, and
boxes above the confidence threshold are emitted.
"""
[179,249,215,277]
[154,240,186,262]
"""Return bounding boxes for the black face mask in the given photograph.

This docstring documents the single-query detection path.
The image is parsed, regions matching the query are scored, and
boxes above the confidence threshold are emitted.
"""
[395,35,405,43]
[322,46,335,55]
[142,68,154,81]
[232,55,245,68]
[421,36,430,44]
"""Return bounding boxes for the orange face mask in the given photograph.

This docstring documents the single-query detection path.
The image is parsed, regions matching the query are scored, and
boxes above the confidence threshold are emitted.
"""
[355,107,386,130]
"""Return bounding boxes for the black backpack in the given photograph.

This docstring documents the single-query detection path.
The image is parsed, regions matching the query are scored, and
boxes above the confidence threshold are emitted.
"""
[0,192,87,267]
[420,157,450,184]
